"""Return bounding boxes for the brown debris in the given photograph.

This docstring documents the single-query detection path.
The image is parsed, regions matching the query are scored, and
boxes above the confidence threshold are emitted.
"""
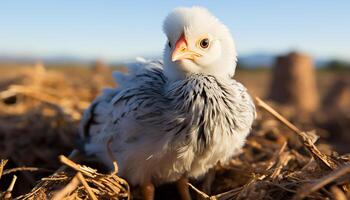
[255,97,340,170]
[12,154,130,200]
[188,98,350,200]
[0,64,349,200]
[293,164,350,200]
[51,174,80,200]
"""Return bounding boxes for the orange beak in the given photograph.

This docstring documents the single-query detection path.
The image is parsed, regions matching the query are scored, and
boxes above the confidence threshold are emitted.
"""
[171,33,201,62]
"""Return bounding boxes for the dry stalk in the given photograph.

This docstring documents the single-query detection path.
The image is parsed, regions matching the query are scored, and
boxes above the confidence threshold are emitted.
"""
[41,176,68,181]
[212,187,242,200]
[2,167,51,176]
[76,172,98,200]
[59,155,97,178]
[51,174,80,200]
[249,141,288,182]
[330,186,348,200]
[188,182,245,200]
[292,164,350,200]
[3,175,17,199]
[188,182,211,199]
[58,154,130,199]
[270,152,293,180]
[0,159,8,180]
[56,149,81,174]
[255,97,339,170]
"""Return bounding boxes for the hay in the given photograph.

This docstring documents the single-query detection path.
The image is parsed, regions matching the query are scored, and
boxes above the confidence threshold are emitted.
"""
[0,154,130,200]
[188,98,349,200]
[0,64,349,200]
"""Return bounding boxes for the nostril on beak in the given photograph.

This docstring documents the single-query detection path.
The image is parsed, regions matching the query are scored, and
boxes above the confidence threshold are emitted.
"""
[180,46,187,52]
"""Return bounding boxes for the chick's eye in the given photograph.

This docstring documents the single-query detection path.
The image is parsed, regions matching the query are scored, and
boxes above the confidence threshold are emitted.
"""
[168,41,171,48]
[199,38,210,49]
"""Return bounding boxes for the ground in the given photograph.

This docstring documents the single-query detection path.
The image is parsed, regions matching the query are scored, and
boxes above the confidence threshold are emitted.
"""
[0,63,349,199]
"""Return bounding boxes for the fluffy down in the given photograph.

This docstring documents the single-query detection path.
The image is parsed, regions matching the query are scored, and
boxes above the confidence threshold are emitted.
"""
[80,59,255,185]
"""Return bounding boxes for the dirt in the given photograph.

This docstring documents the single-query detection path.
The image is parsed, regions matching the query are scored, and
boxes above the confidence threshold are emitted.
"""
[0,64,349,199]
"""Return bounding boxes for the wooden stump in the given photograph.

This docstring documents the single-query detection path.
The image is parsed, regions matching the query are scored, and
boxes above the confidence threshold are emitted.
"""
[268,52,319,113]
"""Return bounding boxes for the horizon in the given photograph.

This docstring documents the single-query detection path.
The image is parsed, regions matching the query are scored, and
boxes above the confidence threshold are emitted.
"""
[1,1,349,62]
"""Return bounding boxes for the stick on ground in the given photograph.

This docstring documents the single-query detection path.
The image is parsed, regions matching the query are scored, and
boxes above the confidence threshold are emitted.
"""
[255,97,339,170]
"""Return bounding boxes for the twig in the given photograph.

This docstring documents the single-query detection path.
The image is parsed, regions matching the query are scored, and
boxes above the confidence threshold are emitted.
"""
[59,154,96,178]
[56,149,81,174]
[4,175,17,199]
[255,97,339,170]
[2,167,52,176]
[270,152,293,180]
[41,176,68,181]
[292,164,350,200]
[252,142,288,181]
[59,155,99,200]
[59,155,82,172]
[330,186,347,200]
[188,182,211,199]
[52,174,80,200]
[76,172,98,200]
[267,142,287,173]
[188,182,241,200]
[0,159,8,180]
[255,97,300,133]
[212,187,242,200]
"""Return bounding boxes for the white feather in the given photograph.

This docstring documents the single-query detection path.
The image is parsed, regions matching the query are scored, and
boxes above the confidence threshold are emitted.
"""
[79,7,255,187]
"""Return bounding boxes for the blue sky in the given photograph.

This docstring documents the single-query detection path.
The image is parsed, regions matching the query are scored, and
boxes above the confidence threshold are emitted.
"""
[0,1,349,62]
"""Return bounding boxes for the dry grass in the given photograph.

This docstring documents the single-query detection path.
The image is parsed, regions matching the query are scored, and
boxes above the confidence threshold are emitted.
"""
[0,63,349,199]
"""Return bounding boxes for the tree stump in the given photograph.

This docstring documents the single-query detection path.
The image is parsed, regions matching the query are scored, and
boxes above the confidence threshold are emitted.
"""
[268,52,319,113]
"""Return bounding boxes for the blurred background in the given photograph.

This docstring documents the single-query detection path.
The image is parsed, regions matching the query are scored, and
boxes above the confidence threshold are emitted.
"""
[0,1,350,198]
[1,1,350,99]
[0,1,349,66]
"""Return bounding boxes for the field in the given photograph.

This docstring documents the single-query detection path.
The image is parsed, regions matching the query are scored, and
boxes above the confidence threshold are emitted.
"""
[0,63,349,199]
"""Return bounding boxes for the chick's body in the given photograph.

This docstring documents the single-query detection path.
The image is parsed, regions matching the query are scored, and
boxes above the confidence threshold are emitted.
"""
[80,7,255,188]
